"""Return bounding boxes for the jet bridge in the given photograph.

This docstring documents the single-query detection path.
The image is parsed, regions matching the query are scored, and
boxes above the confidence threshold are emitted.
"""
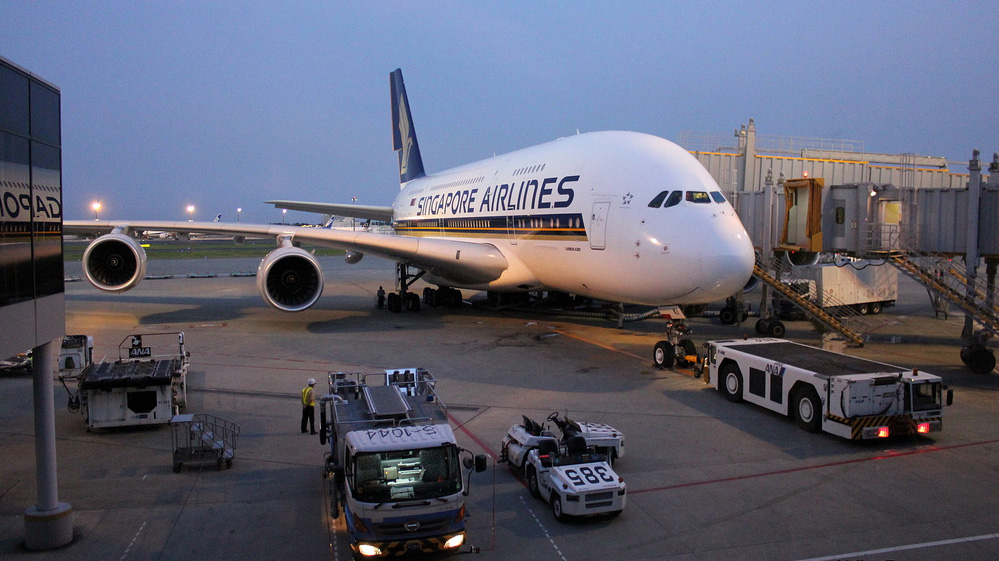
[734,152,999,373]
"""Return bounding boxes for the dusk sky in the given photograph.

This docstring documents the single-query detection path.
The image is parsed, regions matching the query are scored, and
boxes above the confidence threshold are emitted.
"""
[2,1,996,224]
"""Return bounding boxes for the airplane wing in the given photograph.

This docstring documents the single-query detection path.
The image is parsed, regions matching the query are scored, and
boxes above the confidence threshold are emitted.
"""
[64,219,508,285]
[265,200,395,222]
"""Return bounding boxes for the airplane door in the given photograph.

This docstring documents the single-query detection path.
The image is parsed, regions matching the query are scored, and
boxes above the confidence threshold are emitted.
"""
[589,201,610,250]
[507,215,518,245]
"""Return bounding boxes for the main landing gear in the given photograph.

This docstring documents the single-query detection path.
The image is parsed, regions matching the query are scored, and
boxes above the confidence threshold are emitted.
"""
[377,263,463,313]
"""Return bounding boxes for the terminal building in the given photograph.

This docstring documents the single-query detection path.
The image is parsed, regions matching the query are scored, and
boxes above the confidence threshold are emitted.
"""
[1,55,72,550]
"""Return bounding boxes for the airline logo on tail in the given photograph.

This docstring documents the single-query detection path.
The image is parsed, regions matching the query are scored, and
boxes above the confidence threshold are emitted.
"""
[398,93,414,176]
[390,69,425,184]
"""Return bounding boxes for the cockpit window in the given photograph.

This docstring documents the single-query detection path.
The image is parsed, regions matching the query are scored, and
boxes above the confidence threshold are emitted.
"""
[648,191,670,208]
[710,191,727,203]
[686,191,711,203]
[663,190,683,208]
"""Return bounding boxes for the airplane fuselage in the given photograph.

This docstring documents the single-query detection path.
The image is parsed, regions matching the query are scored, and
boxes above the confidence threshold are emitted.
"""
[391,130,754,305]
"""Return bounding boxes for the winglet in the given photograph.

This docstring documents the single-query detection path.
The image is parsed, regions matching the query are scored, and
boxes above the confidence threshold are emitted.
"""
[390,68,426,185]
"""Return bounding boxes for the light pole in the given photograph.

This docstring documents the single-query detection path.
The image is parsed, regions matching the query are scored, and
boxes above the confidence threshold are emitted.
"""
[282,209,287,224]
[187,205,195,222]
[237,208,241,223]
[91,202,101,221]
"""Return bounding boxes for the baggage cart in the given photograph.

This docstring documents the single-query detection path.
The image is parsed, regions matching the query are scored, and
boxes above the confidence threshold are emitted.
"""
[170,413,239,472]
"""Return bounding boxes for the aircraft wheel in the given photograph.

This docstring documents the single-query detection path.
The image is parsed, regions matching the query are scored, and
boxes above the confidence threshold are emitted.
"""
[719,307,737,325]
[856,303,869,315]
[676,338,697,366]
[720,363,743,403]
[768,321,786,338]
[793,387,822,432]
[387,293,402,313]
[653,341,674,369]
[870,302,882,314]
[405,292,421,312]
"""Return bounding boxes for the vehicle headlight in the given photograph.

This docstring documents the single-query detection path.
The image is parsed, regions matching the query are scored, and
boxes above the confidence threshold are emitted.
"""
[357,543,382,556]
[444,534,465,549]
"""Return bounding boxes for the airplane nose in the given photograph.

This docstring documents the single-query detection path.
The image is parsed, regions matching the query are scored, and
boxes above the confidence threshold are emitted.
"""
[698,218,755,299]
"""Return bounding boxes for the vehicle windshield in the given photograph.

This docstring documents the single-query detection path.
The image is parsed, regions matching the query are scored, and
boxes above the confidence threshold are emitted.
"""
[908,382,942,412]
[350,445,462,502]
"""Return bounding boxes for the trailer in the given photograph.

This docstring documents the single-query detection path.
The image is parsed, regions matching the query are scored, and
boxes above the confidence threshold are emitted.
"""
[703,338,951,440]
[776,260,897,319]
[74,333,189,429]
[318,368,485,558]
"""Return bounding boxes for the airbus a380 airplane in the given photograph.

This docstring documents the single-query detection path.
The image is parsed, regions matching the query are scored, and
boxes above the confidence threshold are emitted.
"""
[65,69,755,315]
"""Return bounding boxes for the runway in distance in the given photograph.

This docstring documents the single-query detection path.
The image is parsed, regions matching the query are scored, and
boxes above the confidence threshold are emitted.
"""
[65,69,755,314]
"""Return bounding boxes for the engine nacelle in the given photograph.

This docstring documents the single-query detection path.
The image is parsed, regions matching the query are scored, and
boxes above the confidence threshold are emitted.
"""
[782,250,821,267]
[256,246,325,312]
[82,232,147,292]
[344,250,364,265]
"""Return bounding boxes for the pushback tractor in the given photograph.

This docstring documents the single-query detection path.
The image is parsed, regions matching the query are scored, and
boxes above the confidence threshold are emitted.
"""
[318,368,486,558]
[702,338,952,440]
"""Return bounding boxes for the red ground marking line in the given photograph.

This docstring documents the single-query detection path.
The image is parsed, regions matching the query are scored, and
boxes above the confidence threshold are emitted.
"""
[447,411,500,461]
[631,438,999,495]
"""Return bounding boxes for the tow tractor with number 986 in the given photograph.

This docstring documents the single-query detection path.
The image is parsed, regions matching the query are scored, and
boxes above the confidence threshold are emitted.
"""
[524,433,626,522]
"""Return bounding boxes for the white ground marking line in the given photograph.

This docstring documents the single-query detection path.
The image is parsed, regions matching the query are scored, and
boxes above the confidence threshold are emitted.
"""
[519,495,568,561]
[796,532,999,561]
[119,521,146,561]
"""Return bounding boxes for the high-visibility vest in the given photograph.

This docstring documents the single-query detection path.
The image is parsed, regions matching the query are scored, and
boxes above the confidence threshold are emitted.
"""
[302,386,314,406]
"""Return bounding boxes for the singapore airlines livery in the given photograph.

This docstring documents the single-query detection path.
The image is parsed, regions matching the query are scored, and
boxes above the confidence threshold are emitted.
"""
[65,69,755,314]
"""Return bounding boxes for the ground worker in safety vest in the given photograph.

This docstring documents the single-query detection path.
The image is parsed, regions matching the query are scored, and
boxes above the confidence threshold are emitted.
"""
[301,378,317,434]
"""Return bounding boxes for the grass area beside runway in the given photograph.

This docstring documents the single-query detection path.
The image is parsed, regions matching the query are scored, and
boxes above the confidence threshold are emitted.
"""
[63,238,346,260]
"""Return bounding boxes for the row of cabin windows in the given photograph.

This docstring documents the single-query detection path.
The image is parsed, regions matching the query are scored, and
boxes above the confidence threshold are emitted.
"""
[647,190,727,208]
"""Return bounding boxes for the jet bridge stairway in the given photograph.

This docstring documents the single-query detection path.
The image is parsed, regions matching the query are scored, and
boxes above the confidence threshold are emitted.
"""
[885,252,999,337]
[752,251,865,346]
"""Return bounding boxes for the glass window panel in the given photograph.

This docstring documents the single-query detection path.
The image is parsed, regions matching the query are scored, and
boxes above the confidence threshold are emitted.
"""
[0,64,30,136]
[30,82,60,146]
[31,141,63,298]
[0,132,33,306]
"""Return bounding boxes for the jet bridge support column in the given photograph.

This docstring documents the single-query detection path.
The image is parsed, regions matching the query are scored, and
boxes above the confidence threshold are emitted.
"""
[24,339,74,550]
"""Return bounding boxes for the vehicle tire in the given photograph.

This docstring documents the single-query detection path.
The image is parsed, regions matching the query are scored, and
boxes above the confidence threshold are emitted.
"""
[720,363,743,403]
[870,302,882,314]
[173,463,181,473]
[449,288,463,307]
[405,292,421,312]
[768,321,786,338]
[226,459,232,469]
[856,303,869,315]
[793,387,822,433]
[719,307,737,325]
[653,341,674,369]
[755,319,769,335]
[551,494,566,522]
[527,466,541,499]
[607,510,622,519]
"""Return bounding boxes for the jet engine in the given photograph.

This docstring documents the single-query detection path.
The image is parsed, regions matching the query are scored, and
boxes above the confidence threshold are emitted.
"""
[782,250,820,267]
[256,246,325,312]
[82,232,147,292]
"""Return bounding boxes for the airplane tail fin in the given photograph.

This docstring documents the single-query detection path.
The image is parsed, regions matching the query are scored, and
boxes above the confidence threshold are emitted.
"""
[390,68,425,185]
[213,213,222,222]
